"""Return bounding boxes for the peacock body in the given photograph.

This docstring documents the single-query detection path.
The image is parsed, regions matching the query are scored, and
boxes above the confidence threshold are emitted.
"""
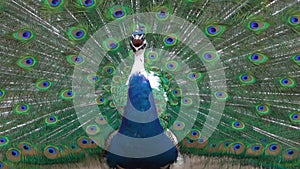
[0,0,299,169]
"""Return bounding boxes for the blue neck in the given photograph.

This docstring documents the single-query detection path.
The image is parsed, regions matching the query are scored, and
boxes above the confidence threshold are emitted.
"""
[119,73,164,137]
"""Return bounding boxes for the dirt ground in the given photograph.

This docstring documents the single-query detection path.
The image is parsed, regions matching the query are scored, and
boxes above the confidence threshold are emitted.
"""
[35,155,261,169]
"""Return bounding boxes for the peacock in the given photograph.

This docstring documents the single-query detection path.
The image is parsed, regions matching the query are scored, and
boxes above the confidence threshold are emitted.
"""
[0,0,299,169]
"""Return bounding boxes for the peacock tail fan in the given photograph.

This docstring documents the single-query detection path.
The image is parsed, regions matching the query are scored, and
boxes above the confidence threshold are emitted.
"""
[0,0,299,169]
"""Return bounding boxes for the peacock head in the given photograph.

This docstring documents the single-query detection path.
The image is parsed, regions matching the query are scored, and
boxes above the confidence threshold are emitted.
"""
[130,25,147,52]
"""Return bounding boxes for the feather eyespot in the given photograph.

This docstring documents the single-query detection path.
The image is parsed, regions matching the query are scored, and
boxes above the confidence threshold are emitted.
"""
[156,6,170,20]
[86,124,100,135]
[201,51,220,63]
[45,116,58,125]
[187,72,203,81]
[13,29,35,42]
[163,34,177,46]
[229,142,245,155]
[256,104,270,115]
[87,74,100,84]
[44,146,59,159]
[187,129,201,140]
[172,121,185,131]
[232,121,245,130]
[96,116,107,125]
[288,14,300,26]
[279,78,296,88]
[181,97,193,106]
[14,103,30,114]
[214,91,229,102]
[66,54,84,66]
[36,79,52,91]
[6,149,21,162]
[289,112,300,123]
[248,53,268,65]
[283,148,299,161]
[109,6,128,19]
[165,61,179,71]
[0,137,9,147]
[246,144,264,156]
[95,96,107,106]
[78,0,96,7]
[16,56,37,69]
[265,143,281,155]
[239,73,256,84]
[78,137,97,148]
[0,89,6,99]
[60,89,75,100]
[247,20,269,33]
[103,38,119,51]
[205,25,226,37]
[67,27,87,41]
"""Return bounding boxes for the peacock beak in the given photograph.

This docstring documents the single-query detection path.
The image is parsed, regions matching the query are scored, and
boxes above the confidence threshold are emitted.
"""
[130,28,146,52]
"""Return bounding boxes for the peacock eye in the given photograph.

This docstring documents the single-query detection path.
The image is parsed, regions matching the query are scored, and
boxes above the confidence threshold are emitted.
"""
[205,25,226,37]
[247,20,269,33]
[17,56,37,69]
[66,55,85,66]
[109,6,127,19]
[67,27,87,41]
[36,79,52,91]
[14,103,30,114]
[60,89,75,100]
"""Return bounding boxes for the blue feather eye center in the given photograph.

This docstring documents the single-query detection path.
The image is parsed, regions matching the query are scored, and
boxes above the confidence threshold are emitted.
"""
[287,149,294,155]
[48,147,56,154]
[199,138,205,143]
[109,43,118,49]
[23,144,30,150]
[84,0,94,6]
[0,138,7,143]
[282,78,289,84]
[189,73,196,78]
[295,55,300,60]
[251,54,259,60]
[0,91,3,96]
[208,26,217,34]
[158,11,167,18]
[43,81,50,87]
[113,10,125,18]
[292,114,299,119]
[49,116,55,122]
[51,0,61,6]
[11,150,19,156]
[191,131,198,136]
[291,16,299,24]
[82,139,89,144]
[241,75,248,81]
[205,53,212,59]
[165,37,174,44]
[216,92,223,97]
[233,143,241,150]
[258,105,264,110]
[0,162,2,168]
[89,126,96,131]
[20,105,27,110]
[234,122,241,127]
[22,31,31,38]
[250,21,259,29]
[25,58,33,65]
[252,145,260,150]
[75,56,83,63]
[187,139,194,144]
[269,144,277,151]
[75,30,85,38]
[67,91,73,96]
